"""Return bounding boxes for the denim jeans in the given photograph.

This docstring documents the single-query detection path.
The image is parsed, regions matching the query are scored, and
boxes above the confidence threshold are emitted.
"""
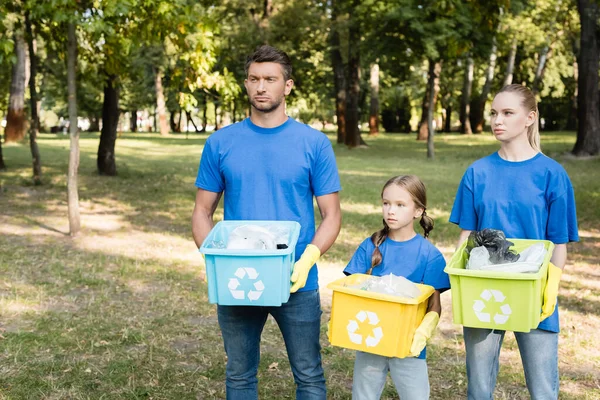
[217,289,326,400]
[352,351,430,400]
[463,327,559,400]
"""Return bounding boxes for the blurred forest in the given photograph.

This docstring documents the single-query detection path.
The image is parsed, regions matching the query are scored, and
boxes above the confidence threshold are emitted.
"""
[1,0,599,174]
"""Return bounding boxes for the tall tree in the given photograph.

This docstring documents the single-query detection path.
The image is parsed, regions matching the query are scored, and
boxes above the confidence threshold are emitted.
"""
[471,37,498,133]
[503,37,518,86]
[24,8,41,184]
[98,73,119,176]
[329,0,346,143]
[459,55,474,134]
[67,20,81,235]
[426,60,442,158]
[344,0,362,148]
[573,0,600,156]
[155,66,169,135]
[368,62,380,135]
[4,29,28,143]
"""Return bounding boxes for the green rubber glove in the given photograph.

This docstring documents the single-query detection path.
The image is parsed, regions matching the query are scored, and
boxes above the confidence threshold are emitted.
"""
[541,262,562,321]
[290,244,321,293]
[409,311,440,357]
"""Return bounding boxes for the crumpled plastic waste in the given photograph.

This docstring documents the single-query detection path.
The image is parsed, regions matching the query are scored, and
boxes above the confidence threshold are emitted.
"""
[467,246,492,269]
[226,224,290,250]
[466,229,520,264]
[347,274,422,298]
[466,242,547,273]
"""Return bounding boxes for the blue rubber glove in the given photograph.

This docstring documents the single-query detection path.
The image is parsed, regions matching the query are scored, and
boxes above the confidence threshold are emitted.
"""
[290,244,320,293]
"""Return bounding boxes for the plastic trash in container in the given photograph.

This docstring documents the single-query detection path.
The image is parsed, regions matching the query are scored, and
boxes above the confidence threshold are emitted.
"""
[347,274,422,298]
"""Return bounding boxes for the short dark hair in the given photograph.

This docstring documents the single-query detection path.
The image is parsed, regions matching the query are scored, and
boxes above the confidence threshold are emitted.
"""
[245,45,293,81]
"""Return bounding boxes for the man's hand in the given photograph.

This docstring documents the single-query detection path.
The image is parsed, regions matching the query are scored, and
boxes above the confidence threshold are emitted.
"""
[290,244,320,293]
[409,311,440,357]
[541,262,562,321]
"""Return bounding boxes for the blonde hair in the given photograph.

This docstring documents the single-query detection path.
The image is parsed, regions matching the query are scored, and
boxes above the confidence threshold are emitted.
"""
[496,84,540,152]
[367,175,434,275]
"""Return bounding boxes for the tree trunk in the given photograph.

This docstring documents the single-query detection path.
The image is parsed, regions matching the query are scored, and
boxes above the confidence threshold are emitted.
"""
[214,101,220,131]
[0,139,5,170]
[473,38,498,133]
[426,60,442,158]
[344,3,362,148]
[369,62,380,135]
[418,61,442,141]
[130,109,137,132]
[88,116,99,132]
[155,68,169,136]
[5,31,28,143]
[67,22,81,236]
[25,11,41,185]
[567,58,578,131]
[460,55,474,134]
[98,74,119,176]
[417,90,429,140]
[169,109,177,132]
[329,0,346,144]
[573,0,600,156]
[532,45,550,96]
[503,37,518,86]
[202,102,207,132]
[444,105,452,132]
[187,110,200,132]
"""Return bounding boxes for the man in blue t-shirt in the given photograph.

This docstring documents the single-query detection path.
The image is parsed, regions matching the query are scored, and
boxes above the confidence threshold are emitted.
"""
[192,45,342,399]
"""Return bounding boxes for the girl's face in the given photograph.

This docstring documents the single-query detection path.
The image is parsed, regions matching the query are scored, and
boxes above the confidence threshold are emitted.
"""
[490,92,535,144]
[381,184,423,233]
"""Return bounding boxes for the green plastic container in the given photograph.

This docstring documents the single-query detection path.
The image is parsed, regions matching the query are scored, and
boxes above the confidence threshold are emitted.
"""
[445,239,554,333]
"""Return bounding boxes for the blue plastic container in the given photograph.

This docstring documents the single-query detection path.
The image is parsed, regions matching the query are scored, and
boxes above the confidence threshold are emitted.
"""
[200,220,301,306]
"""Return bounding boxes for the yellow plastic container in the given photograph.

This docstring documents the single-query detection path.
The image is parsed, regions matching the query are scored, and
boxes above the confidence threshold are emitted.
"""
[327,274,434,358]
[445,239,554,333]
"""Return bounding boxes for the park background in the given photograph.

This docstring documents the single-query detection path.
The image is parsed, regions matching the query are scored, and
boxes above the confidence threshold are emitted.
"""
[1,0,599,398]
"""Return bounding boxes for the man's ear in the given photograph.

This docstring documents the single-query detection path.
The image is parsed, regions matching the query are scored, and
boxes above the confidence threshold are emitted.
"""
[284,79,294,95]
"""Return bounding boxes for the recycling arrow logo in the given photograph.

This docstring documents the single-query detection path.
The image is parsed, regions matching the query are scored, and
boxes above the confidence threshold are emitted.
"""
[473,289,512,324]
[228,267,265,301]
[347,310,384,347]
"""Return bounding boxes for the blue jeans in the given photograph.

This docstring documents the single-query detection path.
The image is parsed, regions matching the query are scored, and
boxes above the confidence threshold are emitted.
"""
[352,351,430,400]
[217,289,326,400]
[463,327,559,400]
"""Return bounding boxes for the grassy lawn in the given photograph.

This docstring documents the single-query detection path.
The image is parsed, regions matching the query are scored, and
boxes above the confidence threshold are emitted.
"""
[1,130,599,399]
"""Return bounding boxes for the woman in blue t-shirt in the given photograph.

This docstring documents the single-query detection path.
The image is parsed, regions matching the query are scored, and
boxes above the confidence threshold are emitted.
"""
[450,84,579,399]
[345,175,450,400]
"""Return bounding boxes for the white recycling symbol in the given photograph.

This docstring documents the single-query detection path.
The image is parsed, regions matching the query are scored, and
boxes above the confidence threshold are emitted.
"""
[347,310,384,347]
[473,289,512,324]
[228,267,265,301]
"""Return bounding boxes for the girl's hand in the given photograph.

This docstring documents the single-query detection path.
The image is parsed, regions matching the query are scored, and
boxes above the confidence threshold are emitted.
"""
[541,262,562,321]
[409,311,440,357]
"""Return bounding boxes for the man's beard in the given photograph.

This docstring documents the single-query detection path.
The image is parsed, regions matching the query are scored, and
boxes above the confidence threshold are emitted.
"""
[250,95,284,114]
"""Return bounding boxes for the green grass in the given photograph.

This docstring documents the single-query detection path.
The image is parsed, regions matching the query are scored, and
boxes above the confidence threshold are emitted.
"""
[1,130,599,399]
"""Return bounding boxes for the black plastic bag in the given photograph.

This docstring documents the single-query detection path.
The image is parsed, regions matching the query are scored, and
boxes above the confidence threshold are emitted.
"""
[465,229,520,264]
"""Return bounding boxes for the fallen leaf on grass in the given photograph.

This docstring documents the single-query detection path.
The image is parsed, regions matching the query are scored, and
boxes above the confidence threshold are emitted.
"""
[268,362,279,370]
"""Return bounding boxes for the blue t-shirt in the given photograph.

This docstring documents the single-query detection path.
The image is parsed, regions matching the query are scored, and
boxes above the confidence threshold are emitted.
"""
[449,152,579,332]
[195,117,342,292]
[344,234,450,359]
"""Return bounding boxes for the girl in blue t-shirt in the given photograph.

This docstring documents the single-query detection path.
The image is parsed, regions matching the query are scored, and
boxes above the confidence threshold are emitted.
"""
[344,175,450,400]
[450,84,578,399]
